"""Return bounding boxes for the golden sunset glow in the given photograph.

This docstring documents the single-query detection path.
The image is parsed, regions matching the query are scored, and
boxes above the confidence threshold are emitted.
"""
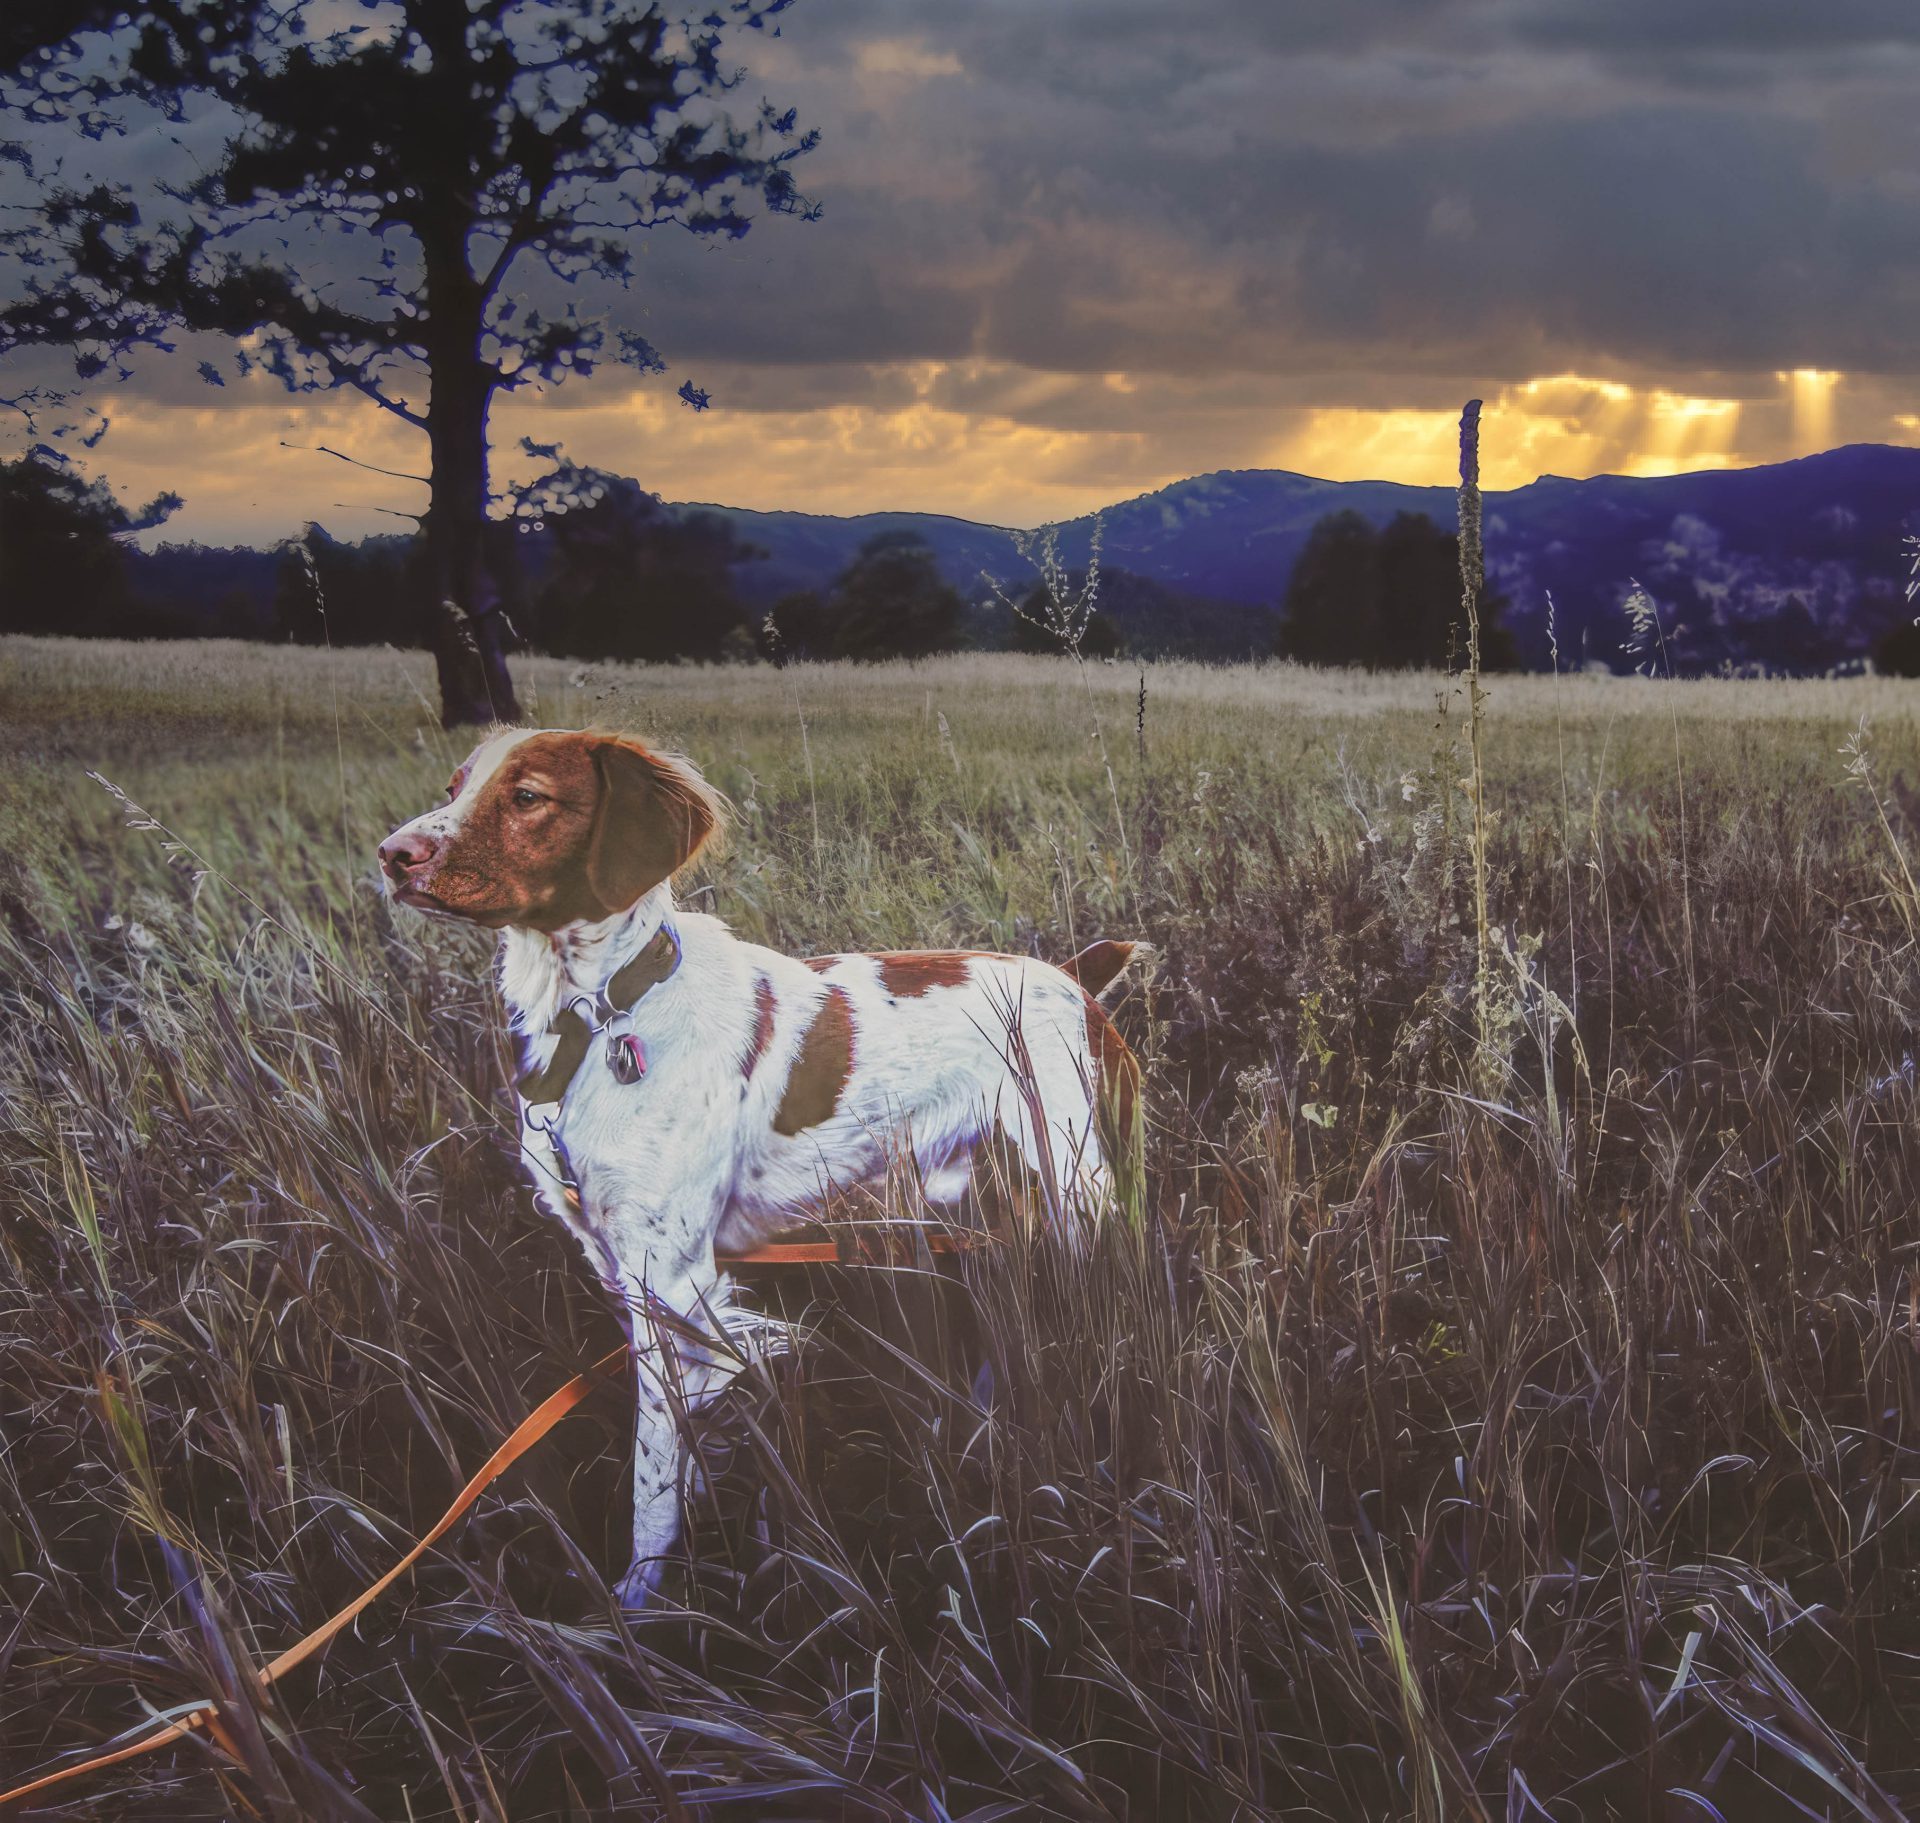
[1272,375,1747,494]
[1781,368,1841,452]
[80,360,1909,549]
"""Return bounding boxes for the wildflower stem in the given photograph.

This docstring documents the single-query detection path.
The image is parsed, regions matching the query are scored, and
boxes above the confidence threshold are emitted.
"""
[1457,400,1494,1083]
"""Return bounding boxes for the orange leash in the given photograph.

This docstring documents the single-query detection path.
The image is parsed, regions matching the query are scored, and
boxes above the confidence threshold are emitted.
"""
[0,1345,630,1814]
[724,1229,975,1264]
[562,1191,984,1265]
[0,1226,990,1811]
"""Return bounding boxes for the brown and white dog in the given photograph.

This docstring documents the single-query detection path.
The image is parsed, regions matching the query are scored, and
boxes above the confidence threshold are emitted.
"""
[379,727,1141,1607]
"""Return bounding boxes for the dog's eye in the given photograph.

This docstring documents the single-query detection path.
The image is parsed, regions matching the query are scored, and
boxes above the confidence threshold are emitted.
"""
[512,787,541,808]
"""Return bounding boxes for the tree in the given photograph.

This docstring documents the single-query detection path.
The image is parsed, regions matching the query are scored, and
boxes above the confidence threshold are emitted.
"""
[823,530,966,659]
[123,539,281,638]
[0,452,179,634]
[1278,510,1514,670]
[274,525,420,647]
[754,532,966,660]
[761,586,830,661]
[1875,618,1920,679]
[514,453,758,661]
[2,1,816,724]
[1277,510,1379,665]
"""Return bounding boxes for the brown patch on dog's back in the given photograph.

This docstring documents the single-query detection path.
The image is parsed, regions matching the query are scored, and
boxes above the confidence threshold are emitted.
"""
[1082,989,1140,1146]
[743,974,777,1079]
[801,955,838,973]
[876,951,975,997]
[774,986,856,1135]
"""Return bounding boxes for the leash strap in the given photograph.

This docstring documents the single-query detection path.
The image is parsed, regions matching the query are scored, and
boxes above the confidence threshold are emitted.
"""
[726,1230,982,1263]
[0,1345,630,1814]
[0,1220,989,1807]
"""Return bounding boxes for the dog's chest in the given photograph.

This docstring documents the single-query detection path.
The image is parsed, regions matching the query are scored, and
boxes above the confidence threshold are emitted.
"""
[532,1019,735,1190]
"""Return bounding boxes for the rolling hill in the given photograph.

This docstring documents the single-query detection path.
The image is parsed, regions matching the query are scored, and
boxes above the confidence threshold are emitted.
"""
[704,443,1920,670]
[52,442,1920,670]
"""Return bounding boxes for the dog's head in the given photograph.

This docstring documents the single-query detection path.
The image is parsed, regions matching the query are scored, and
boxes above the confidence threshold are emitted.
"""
[378,728,722,931]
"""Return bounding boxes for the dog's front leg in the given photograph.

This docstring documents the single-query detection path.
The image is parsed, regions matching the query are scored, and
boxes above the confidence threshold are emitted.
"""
[608,1259,733,1612]
[614,1349,682,1611]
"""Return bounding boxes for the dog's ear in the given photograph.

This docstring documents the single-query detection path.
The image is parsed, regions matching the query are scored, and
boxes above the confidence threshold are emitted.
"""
[586,739,720,914]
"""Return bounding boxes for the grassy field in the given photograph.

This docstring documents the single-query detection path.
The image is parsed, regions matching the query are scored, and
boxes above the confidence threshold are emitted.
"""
[3,633,1919,1820]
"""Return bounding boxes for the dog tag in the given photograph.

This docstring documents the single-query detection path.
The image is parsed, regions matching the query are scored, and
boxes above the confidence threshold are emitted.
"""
[608,1031,647,1084]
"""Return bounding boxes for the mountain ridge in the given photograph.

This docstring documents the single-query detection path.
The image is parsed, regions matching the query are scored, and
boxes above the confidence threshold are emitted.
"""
[693,443,1920,669]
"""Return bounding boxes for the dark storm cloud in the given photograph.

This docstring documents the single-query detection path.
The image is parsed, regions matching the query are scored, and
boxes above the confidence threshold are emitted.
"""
[10,0,1920,429]
[1503,0,1920,58]
[606,0,1920,392]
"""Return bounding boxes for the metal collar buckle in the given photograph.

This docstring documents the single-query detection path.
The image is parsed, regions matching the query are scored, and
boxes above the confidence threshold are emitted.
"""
[514,922,680,1108]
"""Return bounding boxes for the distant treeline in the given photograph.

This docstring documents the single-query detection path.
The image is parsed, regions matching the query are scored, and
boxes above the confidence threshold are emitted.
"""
[0,453,1275,662]
[6,452,1915,674]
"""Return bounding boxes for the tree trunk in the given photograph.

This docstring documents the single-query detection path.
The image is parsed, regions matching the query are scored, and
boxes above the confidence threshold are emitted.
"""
[411,0,519,729]
[422,304,520,728]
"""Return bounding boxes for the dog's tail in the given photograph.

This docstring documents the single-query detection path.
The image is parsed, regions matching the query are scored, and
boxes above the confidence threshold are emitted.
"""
[1058,939,1156,1004]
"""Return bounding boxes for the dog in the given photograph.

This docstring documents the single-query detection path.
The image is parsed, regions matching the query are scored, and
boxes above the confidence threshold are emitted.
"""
[378,726,1142,1607]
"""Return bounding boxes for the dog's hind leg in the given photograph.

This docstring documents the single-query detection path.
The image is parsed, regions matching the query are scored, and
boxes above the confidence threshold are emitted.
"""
[1003,994,1143,1242]
[992,1068,1112,1244]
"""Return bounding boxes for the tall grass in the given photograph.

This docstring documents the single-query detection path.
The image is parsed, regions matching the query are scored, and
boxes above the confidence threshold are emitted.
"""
[1,635,1918,1818]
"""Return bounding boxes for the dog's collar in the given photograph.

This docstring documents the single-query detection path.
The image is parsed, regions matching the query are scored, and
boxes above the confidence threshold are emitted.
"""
[516,922,680,1105]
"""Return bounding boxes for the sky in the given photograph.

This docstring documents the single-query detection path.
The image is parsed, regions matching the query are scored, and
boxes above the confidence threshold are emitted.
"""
[7,0,1920,546]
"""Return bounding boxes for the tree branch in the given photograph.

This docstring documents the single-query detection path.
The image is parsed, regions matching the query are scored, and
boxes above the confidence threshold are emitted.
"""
[312,345,428,429]
[283,440,430,483]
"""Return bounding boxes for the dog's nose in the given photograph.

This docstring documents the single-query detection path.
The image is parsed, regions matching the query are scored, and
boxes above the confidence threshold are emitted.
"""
[379,830,439,883]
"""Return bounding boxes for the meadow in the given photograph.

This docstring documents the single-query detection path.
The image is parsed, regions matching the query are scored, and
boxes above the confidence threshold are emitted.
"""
[2,632,1918,1820]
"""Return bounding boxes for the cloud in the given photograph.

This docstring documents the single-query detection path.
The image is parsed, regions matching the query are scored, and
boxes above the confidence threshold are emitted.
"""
[851,38,963,81]
[611,5,1920,400]
[8,0,1920,542]
[1504,0,1920,60]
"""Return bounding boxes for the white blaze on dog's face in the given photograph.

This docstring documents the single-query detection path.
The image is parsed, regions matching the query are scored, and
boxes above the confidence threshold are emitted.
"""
[376,728,719,931]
